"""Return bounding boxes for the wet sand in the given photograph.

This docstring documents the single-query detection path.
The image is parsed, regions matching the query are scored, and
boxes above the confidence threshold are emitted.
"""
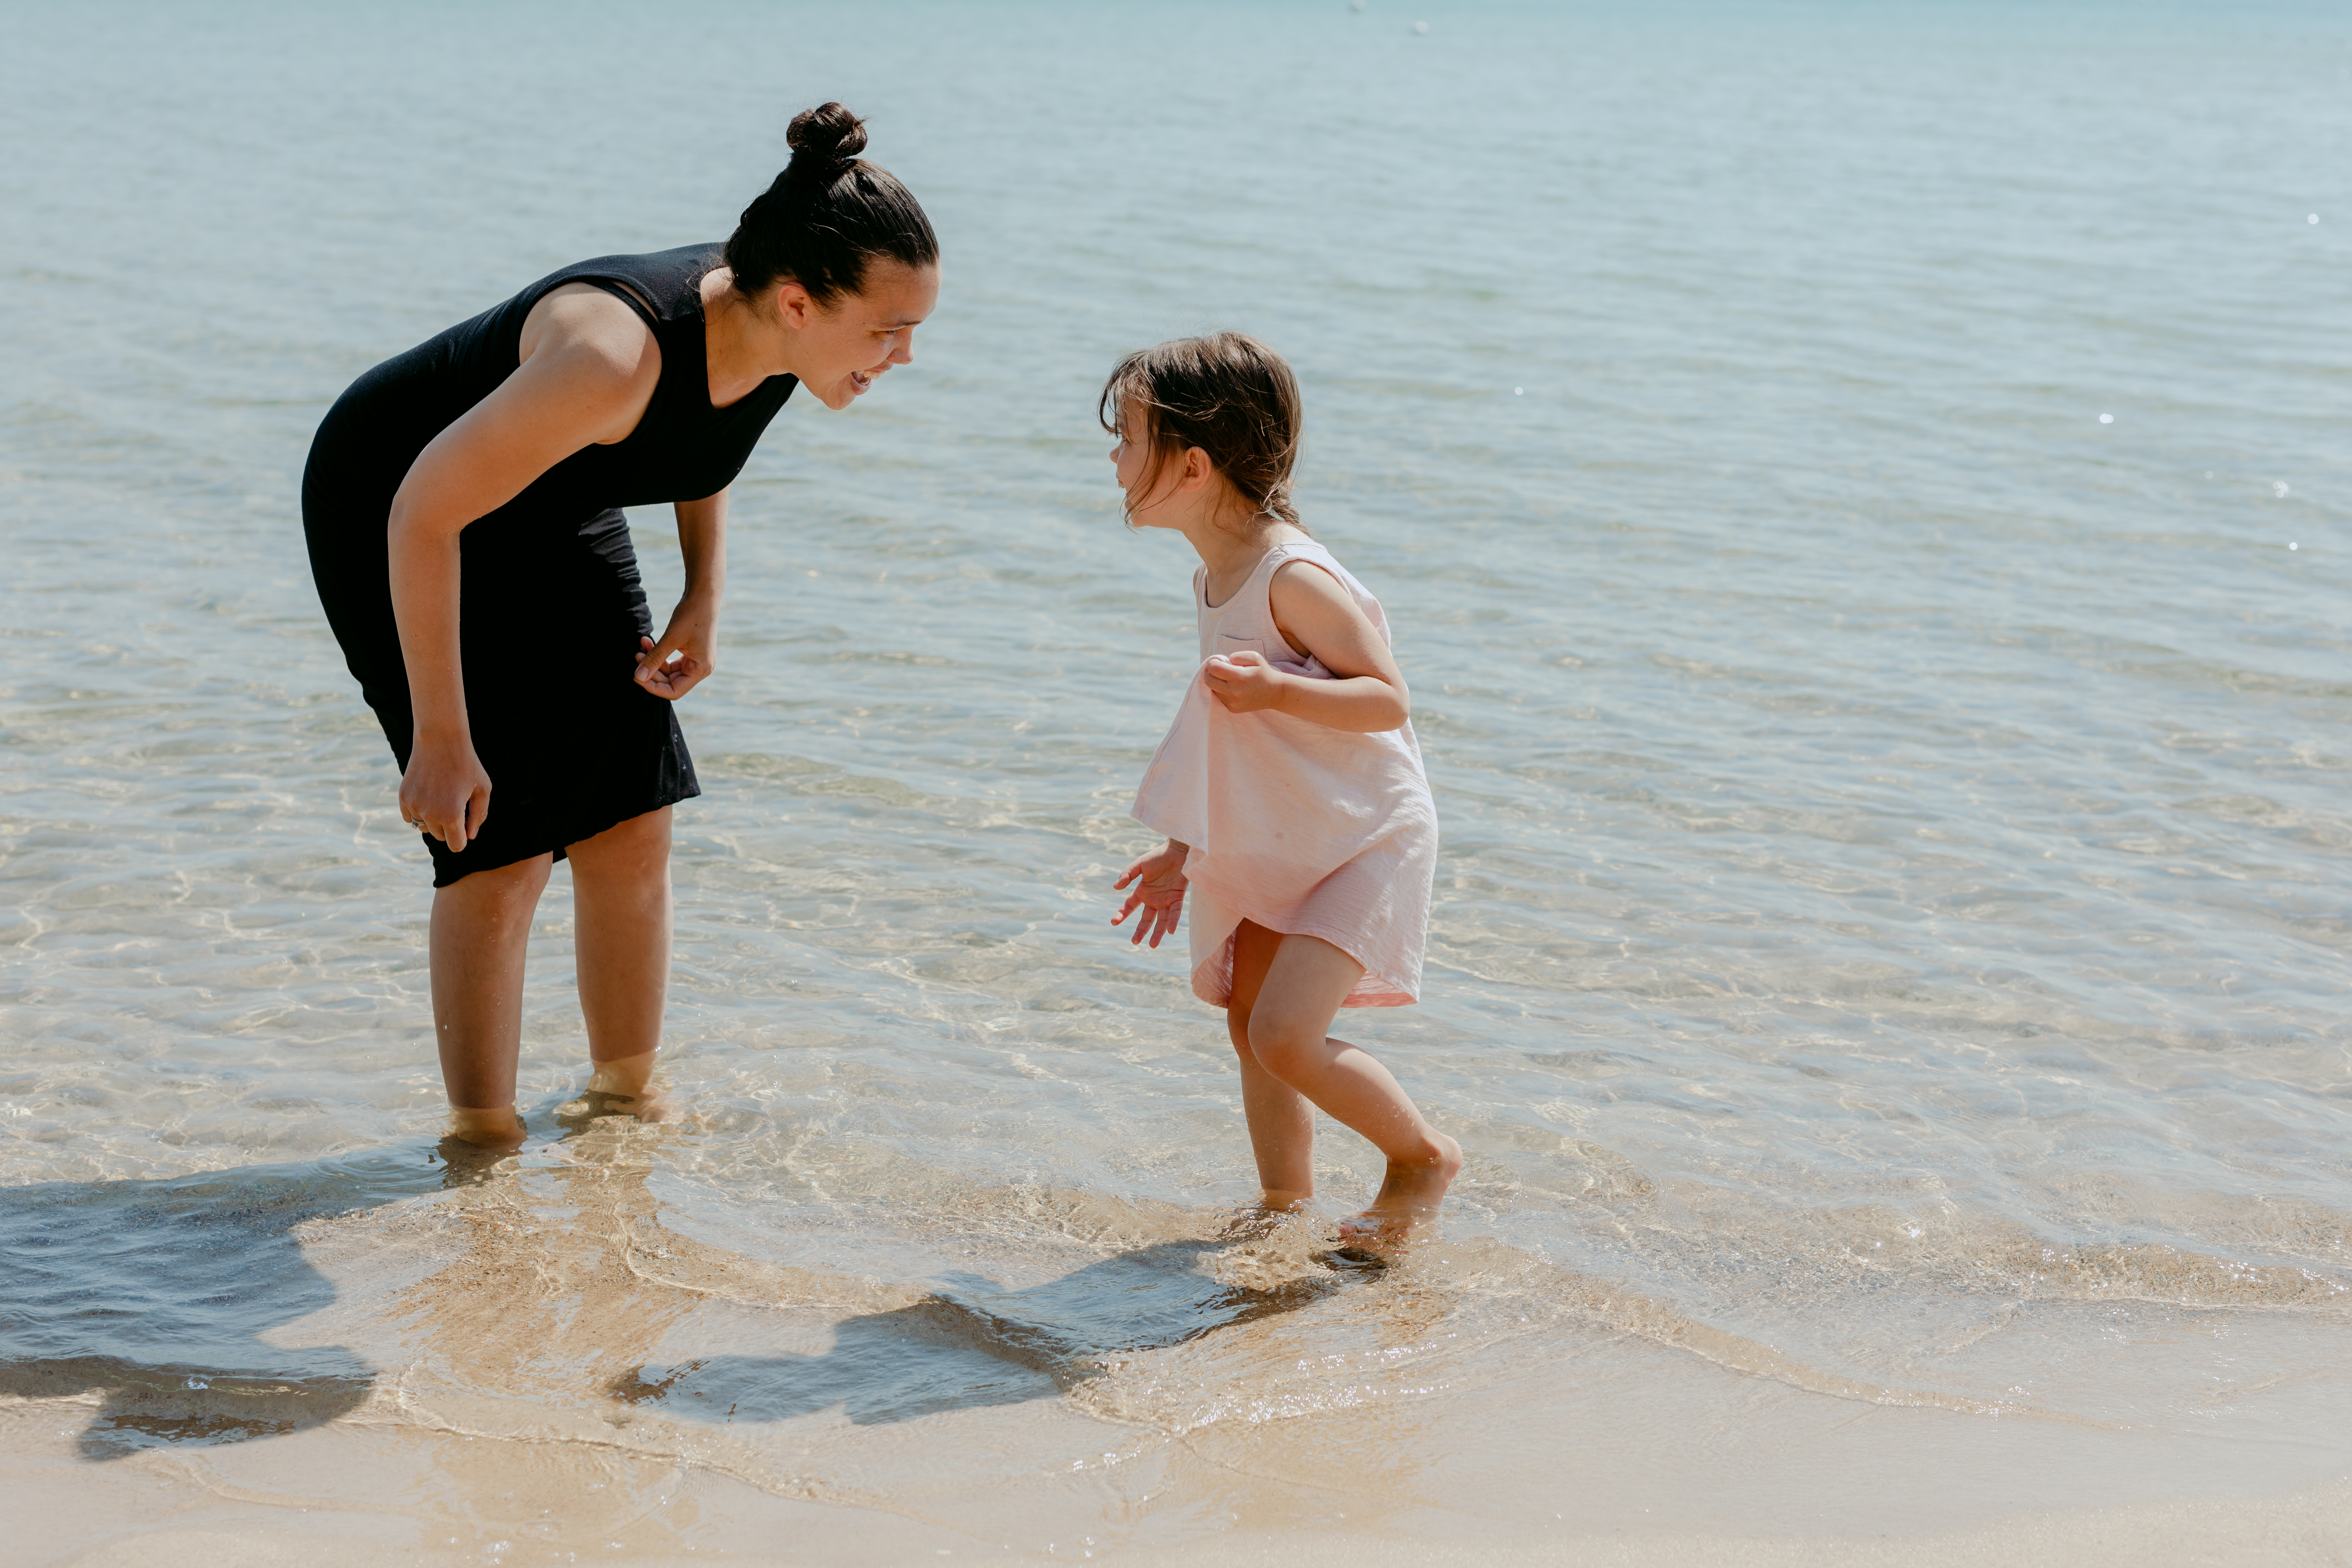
[6,1121,2347,1567]
[7,2,2350,1561]
[8,1425,2347,1567]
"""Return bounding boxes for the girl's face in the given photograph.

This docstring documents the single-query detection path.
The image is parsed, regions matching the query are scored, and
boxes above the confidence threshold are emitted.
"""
[1110,399,1232,530]
[1110,401,1184,524]
[1110,403,1153,505]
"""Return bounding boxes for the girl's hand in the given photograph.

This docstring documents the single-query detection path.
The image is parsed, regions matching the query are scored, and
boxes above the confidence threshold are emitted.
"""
[400,733,491,852]
[1203,651,1288,714]
[635,599,716,700]
[1112,842,1190,948]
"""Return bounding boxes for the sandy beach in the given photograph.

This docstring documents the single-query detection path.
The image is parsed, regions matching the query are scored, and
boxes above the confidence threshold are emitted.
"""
[7,1124,2351,1564]
[4,0,2348,1561]
[9,1414,2348,1566]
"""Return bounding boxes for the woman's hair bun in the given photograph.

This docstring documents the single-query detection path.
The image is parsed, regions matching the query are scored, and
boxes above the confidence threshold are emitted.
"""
[784,102,869,184]
[727,101,937,305]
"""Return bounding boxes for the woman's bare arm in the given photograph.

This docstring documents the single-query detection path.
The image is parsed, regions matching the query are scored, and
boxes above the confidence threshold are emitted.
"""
[635,489,729,700]
[387,287,661,850]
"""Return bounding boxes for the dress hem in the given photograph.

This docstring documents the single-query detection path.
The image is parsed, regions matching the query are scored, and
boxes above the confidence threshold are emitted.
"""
[1187,917,1421,1011]
[426,782,700,888]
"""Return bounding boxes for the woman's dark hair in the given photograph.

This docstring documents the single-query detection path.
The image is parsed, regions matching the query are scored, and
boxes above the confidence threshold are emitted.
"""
[1098,333,1304,530]
[725,103,938,306]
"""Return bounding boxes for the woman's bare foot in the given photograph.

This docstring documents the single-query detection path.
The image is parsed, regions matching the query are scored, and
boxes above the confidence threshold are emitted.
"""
[1337,1133,1462,1252]
[559,1052,672,1124]
[447,1105,527,1149]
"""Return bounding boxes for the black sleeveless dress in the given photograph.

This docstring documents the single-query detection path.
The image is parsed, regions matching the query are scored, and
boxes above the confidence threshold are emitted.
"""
[301,244,796,886]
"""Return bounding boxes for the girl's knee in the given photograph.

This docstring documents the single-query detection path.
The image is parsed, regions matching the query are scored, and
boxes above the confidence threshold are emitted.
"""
[1246,1018,1320,1082]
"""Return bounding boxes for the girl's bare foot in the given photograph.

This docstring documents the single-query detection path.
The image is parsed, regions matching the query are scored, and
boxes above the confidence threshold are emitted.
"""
[1337,1133,1462,1253]
[1220,1190,1312,1241]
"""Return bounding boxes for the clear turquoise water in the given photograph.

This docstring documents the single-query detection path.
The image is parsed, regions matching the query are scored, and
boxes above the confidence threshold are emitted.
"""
[2,0,2350,1555]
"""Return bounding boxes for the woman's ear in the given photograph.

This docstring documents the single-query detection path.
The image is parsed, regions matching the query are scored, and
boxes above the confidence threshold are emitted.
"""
[771,280,815,329]
[1177,447,1213,492]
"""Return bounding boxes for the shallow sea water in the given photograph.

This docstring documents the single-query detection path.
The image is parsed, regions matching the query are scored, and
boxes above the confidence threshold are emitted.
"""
[3,0,2350,1560]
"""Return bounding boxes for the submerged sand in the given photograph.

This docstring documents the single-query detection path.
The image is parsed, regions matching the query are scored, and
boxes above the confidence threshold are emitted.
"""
[7,1121,2348,1568]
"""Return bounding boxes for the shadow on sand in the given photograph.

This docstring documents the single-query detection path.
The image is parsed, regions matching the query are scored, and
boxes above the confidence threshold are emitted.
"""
[612,1239,1357,1428]
[2,1125,1373,1459]
[0,1143,468,1458]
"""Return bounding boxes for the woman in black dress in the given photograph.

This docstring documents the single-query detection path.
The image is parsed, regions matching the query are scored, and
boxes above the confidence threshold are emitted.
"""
[303,104,938,1145]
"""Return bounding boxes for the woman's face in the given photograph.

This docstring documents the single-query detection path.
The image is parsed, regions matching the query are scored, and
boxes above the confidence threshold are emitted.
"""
[781,260,940,410]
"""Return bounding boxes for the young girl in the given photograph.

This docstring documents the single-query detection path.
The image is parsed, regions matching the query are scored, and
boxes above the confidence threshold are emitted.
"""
[1105,333,1459,1241]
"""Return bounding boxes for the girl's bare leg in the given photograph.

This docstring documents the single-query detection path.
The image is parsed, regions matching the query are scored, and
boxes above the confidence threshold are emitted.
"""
[564,806,672,1118]
[1236,922,1461,1234]
[1227,921,1318,1209]
[430,852,556,1145]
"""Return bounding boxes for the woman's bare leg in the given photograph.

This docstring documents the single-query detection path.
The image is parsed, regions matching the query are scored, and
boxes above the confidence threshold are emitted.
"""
[564,806,672,1116]
[430,853,556,1144]
[1227,921,1318,1209]
[1240,925,1461,1234]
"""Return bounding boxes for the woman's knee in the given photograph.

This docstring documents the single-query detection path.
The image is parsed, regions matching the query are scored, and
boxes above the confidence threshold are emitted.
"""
[440,854,553,911]
[568,808,672,885]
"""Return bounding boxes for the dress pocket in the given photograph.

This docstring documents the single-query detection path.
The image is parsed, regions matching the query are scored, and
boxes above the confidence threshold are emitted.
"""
[1215,633,1269,660]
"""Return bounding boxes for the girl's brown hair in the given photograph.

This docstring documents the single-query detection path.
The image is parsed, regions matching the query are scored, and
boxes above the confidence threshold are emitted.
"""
[1099,333,1304,530]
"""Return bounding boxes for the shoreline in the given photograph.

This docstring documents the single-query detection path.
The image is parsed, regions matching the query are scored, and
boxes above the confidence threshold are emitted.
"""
[1125,1476,2352,1567]
[24,1462,2351,1568]
[9,1392,2345,1568]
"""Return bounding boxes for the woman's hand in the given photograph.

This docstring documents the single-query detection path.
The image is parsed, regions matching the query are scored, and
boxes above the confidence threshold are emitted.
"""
[400,733,492,852]
[635,597,717,700]
[385,286,661,851]
[1203,651,1289,714]
[1112,840,1190,948]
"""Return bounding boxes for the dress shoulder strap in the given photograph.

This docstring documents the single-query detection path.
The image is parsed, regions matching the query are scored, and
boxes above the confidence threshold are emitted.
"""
[524,243,724,331]
[1264,538,1337,571]
[1260,538,1394,648]
[1258,538,1348,601]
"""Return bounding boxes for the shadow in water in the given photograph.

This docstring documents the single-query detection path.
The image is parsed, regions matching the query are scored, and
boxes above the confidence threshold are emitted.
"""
[0,1143,461,1458]
[5,1128,1373,1457]
[615,1239,1354,1427]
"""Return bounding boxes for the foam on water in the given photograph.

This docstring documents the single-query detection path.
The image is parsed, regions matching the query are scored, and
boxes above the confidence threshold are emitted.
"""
[2,0,2349,1553]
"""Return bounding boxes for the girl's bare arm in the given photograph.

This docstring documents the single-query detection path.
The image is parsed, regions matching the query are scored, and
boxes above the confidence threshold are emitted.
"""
[1200,560,1410,733]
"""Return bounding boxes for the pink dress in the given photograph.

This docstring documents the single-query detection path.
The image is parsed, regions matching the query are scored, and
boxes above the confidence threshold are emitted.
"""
[1131,540,1439,1008]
